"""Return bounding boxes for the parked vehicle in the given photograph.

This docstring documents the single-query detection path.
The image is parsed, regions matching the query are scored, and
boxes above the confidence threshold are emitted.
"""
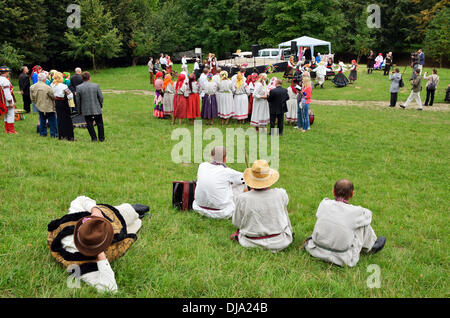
[257,48,292,60]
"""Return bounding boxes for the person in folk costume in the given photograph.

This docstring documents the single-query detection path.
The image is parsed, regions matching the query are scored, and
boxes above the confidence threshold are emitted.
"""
[201,74,219,125]
[312,61,327,89]
[250,73,270,133]
[148,57,154,85]
[367,50,376,74]
[231,67,246,87]
[284,56,295,78]
[0,66,17,134]
[232,72,250,123]
[172,73,189,125]
[186,73,201,124]
[299,76,313,132]
[210,54,218,75]
[63,72,71,87]
[374,53,384,70]
[267,77,278,92]
[47,196,149,293]
[286,78,299,125]
[246,73,258,122]
[348,60,358,84]
[181,55,188,74]
[153,72,164,118]
[384,52,393,76]
[52,72,75,141]
[46,70,57,86]
[217,71,234,125]
[199,67,210,99]
[212,67,221,84]
[166,55,173,75]
[162,74,175,117]
[332,61,350,87]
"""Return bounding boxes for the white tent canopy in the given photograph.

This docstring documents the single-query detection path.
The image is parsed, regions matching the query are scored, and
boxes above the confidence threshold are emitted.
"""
[278,36,331,59]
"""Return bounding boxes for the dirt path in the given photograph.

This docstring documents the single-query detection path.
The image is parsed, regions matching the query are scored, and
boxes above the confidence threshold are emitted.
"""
[103,89,450,112]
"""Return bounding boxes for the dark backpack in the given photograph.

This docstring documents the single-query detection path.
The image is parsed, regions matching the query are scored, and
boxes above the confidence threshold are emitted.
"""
[428,76,437,91]
[399,75,404,88]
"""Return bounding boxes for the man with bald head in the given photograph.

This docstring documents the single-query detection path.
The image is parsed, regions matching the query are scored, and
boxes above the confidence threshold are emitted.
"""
[70,67,83,112]
[304,179,386,267]
[192,146,246,219]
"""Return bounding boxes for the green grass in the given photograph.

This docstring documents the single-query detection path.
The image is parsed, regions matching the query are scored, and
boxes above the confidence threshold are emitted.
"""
[1,66,449,298]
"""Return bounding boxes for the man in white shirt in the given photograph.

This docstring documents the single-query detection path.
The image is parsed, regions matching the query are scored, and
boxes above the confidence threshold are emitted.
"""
[231,160,293,252]
[0,66,17,134]
[193,146,245,219]
[199,67,210,98]
[159,54,167,70]
[304,179,386,267]
[48,196,149,293]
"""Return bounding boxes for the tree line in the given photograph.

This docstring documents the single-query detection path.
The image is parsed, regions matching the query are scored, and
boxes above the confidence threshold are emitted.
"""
[0,0,448,71]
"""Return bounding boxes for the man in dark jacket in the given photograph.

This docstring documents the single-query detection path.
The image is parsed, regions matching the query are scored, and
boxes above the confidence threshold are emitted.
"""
[76,72,105,141]
[267,78,289,136]
[70,68,84,113]
[18,66,31,113]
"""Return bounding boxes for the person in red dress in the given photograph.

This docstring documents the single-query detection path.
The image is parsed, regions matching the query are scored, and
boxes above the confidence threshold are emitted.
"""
[172,73,189,125]
[246,73,258,123]
[187,73,201,124]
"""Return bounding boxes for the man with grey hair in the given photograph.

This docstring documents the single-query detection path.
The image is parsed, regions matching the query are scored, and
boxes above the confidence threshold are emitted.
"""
[30,72,57,137]
[70,67,83,113]
[192,146,246,219]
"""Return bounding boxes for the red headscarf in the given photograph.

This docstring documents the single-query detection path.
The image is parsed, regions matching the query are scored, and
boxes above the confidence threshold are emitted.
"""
[291,80,298,95]
[246,73,258,85]
[176,73,186,91]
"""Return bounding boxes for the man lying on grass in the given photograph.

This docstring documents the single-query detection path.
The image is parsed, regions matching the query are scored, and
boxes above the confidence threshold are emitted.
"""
[303,179,386,267]
[231,160,294,252]
[47,196,150,293]
[193,146,246,219]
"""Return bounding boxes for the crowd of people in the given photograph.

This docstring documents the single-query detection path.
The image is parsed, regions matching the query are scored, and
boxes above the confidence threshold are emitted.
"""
[0,65,105,141]
[148,54,316,134]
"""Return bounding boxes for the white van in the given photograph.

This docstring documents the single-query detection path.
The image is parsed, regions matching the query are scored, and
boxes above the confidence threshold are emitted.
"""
[257,48,292,60]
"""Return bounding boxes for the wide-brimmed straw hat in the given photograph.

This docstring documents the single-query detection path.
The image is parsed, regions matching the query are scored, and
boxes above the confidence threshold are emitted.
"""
[74,216,114,257]
[244,160,280,189]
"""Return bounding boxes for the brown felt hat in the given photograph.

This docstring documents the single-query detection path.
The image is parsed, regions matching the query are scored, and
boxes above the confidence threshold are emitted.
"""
[244,160,280,189]
[74,216,114,257]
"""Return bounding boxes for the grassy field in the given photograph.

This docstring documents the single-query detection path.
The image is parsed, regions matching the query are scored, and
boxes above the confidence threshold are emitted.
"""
[0,65,449,298]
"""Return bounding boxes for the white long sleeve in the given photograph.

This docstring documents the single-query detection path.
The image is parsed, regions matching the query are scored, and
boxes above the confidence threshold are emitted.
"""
[68,196,97,214]
[80,259,118,293]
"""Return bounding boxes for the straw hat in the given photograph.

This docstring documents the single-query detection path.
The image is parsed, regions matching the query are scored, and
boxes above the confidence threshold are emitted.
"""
[74,216,114,257]
[244,160,280,189]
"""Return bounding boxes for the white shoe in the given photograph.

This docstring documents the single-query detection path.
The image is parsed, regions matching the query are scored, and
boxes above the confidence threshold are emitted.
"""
[293,126,299,129]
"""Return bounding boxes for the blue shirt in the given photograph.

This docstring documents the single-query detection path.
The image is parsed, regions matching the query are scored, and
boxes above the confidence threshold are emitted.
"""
[32,72,38,84]
[315,56,321,64]
[419,52,425,65]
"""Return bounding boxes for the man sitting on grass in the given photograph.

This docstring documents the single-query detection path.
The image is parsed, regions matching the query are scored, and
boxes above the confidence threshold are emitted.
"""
[231,160,293,253]
[303,179,386,267]
[192,146,246,219]
[47,196,150,293]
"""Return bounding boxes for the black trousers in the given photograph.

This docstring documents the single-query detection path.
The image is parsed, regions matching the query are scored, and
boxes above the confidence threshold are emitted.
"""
[22,94,31,113]
[425,88,435,106]
[390,92,398,107]
[384,65,391,75]
[85,114,105,141]
[270,113,284,136]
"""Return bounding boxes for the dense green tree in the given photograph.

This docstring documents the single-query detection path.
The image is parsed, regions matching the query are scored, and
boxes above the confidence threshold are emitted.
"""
[0,41,24,69]
[0,0,48,63]
[65,0,122,72]
[424,7,450,67]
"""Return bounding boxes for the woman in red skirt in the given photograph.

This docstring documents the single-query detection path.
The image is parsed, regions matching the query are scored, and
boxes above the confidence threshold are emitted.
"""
[246,73,258,123]
[187,73,201,124]
[172,73,189,125]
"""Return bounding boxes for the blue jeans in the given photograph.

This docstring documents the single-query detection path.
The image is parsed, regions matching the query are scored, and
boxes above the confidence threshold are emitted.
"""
[301,102,310,130]
[297,101,302,128]
[39,112,57,137]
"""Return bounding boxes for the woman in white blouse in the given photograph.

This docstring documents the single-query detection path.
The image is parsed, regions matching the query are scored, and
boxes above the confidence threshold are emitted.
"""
[51,72,74,141]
